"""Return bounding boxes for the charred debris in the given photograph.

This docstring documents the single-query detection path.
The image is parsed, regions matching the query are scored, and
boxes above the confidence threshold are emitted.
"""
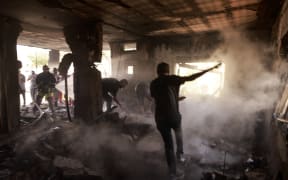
[0,103,270,180]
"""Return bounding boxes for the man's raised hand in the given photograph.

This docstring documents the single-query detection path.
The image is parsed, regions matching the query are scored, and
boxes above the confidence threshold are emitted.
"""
[213,62,222,69]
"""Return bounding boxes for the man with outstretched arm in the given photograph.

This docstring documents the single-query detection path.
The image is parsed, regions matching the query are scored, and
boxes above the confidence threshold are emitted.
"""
[150,62,221,179]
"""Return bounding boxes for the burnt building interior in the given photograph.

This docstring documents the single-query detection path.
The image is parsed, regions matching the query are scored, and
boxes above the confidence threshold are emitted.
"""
[0,0,288,179]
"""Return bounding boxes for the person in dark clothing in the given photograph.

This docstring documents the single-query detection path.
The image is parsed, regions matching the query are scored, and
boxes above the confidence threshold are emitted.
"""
[102,78,128,111]
[34,65,56,115]
[150,62,221,179]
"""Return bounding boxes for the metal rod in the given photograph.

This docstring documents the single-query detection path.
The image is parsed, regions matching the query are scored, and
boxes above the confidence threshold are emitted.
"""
[64,76,72,122]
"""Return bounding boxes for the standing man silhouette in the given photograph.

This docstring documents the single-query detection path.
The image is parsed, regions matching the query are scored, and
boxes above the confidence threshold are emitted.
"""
[150,62,221,179]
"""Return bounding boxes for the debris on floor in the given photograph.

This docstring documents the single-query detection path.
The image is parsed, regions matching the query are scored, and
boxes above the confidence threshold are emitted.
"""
[0,104,272,180]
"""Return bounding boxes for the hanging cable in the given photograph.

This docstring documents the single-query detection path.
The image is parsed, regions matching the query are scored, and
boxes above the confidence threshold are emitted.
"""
[59,54,74,122]
[64,75,72,122]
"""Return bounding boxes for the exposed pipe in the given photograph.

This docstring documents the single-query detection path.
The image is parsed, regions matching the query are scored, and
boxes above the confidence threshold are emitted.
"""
[64,75,72,122]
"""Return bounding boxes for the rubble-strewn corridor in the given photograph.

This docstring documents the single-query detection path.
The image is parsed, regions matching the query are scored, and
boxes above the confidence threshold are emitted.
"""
[0,0,288,180]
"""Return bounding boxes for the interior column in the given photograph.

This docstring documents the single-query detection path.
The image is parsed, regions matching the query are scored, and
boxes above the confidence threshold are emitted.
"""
[0,17,22,133]
[63,22,103,123]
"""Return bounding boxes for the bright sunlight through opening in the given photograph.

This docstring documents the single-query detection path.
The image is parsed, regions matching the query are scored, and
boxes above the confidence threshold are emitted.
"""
[175,62,225,97]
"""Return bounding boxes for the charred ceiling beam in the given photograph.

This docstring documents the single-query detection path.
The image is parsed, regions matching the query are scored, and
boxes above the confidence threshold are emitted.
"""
[179,3,259,19]
[101,21,146,39]
[103,0,131,9]
[37,0,68,9]
[77,0,134,24]
[97,0,157,27]
[147,0,194,34]
[183,0,211,28]
[222,0,235,26]
[67,0,148,38]
[143,21,185,35]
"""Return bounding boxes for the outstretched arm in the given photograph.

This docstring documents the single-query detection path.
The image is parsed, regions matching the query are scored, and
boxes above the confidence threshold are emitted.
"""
[178,96,186,101]
[182,62,221,82]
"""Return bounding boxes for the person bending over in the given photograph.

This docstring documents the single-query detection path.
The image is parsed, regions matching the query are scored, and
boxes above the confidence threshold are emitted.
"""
[102,78,128,111]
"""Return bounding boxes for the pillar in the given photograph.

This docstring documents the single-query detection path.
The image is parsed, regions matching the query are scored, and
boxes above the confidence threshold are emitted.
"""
[63,22,103,123]
[0,17,22,133]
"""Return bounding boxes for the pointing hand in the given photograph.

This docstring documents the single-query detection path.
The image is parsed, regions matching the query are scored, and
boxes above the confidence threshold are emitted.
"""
[214,62,222,69]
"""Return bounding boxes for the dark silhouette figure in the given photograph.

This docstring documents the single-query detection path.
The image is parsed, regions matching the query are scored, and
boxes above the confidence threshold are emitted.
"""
[34,65,56,115]
[102,78,128,111]
[150,62,221,179]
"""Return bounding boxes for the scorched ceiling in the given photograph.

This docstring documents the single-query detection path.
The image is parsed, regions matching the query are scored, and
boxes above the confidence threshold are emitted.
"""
[0,0,280,51]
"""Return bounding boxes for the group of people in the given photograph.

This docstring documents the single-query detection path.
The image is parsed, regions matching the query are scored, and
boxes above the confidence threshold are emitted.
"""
[32,65,60,115]
[19,63,141,116]
[18,62,63,115]
[18,60,221,180]
[101,62,221,180]
[102,78,152,113]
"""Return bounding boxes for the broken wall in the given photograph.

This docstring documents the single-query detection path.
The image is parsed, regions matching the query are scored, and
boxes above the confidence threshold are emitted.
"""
[109,30,272,93]
[109,32,222,82]
[109,41,151,80]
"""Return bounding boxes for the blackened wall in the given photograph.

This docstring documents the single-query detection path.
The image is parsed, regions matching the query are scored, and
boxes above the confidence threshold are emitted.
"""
[110,32,223,82]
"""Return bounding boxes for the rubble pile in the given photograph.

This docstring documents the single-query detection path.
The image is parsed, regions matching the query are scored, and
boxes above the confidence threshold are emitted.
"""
[0,105,271,180]
[198,139,269,180]
[0,107,166,180]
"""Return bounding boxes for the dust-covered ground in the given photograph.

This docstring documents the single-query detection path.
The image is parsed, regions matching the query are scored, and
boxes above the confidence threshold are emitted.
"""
[0,102,270,180]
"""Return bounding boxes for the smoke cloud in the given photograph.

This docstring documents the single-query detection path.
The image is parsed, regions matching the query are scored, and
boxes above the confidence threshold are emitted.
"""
[14,30,281,180]
[180,30,280,158]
